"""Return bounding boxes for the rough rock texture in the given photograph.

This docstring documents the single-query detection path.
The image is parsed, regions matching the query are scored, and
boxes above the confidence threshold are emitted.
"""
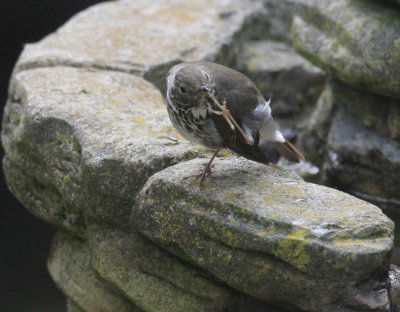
[132,158,393,312]
[2,0,400,311]
[290,0,400,266]
[390,265,400,311]
[13,0,265,95]
[292,0,400,99]
[237,40,325,121]
[88,221,240,312]
[2,67,205,234]
[259,0,298,43]
[48,230,140,312]
[292,0,400,212]
[326,103,400,207]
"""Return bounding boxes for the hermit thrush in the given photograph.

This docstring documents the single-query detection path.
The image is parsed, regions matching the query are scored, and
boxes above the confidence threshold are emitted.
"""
[166,62,304,186]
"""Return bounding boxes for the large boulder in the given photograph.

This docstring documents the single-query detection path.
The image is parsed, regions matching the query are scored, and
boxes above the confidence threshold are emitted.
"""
[291,0,400,99]
[2,67,203,234]
[48,230,140,312]
[290,0,400,264]
[2,0,399,311]
[13,0,265,94]
[132,157,394,312]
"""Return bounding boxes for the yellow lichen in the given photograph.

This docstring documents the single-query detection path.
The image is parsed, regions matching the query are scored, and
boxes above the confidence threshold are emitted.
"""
[275,228,310,269]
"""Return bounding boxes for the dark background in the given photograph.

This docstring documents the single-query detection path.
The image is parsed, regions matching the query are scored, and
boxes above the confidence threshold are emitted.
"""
[1,1,104,311]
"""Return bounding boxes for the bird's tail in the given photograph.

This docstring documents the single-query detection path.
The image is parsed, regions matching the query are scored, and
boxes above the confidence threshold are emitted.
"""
[271,140,305,163]
[259,117,305,163]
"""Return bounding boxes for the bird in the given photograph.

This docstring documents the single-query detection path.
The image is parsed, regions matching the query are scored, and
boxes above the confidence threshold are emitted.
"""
[166,61,304,186]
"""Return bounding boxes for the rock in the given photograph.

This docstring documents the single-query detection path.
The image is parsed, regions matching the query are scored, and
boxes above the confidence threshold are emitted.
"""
[325,107,400,211]
[89,220,240,312]
[388,0,400,6]
[131,157,394,312]
[67,300,86,312]
[291,0,400,99]
[258,0,298,43]
[3,0,399,311]
[2,67,206,233]
[390,265,400,311]
[329,79,400,141]
[237,40,326,120]
[48,230,139,312]
[298,81,335,173]
[299,78,400,211]
[13,0,265,94]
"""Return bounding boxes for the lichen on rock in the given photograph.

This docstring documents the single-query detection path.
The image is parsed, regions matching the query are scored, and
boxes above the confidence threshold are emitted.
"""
[2,0,400,311]
[132,157,394,311]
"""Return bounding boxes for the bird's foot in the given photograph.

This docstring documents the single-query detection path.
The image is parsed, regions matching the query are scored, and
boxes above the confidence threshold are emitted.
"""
[189,164,212,186]
[207,94,254,145]
[189,149,219,188]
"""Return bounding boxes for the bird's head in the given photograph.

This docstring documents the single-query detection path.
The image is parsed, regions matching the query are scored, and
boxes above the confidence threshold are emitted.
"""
[166,63,214,107]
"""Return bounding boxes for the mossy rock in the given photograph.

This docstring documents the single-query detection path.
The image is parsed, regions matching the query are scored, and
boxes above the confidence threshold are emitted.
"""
[291,0,400,99]
[132,157,394,312]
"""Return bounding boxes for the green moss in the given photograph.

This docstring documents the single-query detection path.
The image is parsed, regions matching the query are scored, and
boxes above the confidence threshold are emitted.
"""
[224,193,239,199]
[275,228,311,270]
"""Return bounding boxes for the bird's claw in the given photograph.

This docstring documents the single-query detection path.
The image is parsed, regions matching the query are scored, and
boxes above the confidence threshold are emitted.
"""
[207,93,254,145]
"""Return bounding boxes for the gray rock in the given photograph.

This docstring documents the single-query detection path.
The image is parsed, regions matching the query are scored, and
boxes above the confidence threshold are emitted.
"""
[390,265,400,311]
[258,0,297,43]
[291,0,400,99]
[2,67,206,233]
[132,157,394,312]
[3,0,399,311]
[13,0,265,94]
[330,79,400,140]
[298,81,335,174]
[48,230,139,312]
[237,40,325,120]
[67,300,85,312]
[89,220,239,312]
[325,107,400,211]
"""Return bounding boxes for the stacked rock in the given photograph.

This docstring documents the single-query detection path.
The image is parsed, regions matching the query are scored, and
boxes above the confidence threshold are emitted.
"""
[292,0,400,220]
[2,0,400,311]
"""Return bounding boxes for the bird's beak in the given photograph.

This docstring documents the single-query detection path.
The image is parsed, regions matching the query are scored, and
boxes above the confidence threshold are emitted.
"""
[200,85,209,95]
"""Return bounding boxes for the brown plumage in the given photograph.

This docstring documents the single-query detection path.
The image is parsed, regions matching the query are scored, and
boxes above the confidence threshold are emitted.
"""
[166,61,304,185]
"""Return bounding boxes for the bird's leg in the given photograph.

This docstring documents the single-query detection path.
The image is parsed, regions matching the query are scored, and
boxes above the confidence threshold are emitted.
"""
[190,149,219,188]
[207,93,254,145]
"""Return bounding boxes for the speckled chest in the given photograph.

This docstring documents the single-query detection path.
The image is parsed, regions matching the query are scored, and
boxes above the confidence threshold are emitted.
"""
[166,97,223,148]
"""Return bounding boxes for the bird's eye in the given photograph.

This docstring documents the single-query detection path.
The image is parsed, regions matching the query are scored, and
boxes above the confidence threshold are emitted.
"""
[179,86,187,94]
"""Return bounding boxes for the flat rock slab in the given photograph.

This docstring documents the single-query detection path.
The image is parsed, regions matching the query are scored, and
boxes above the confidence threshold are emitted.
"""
[326,108,400,205]
[292,0,400,99]
[48,230,140,312]
[132,157,394,311]
[14,0,263,93]
[2,66,206,233]
[89,221,239,312]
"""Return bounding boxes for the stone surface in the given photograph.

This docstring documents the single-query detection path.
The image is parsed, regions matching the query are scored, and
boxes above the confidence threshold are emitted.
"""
[390,265,400,311]
[258,0,297,43]
[325,108,400,211]
[48,230,139,312]
[3,0,400,311]
[299,78,400,213]
[388,0,400,6]
[67,300,85,312]
[14,0,264,94]
[330,79,400,141]
[2,67,206,233]
[89,221,240,312]
[291,0,400,99]
[237,40,325,120]
[132,157,394,312]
